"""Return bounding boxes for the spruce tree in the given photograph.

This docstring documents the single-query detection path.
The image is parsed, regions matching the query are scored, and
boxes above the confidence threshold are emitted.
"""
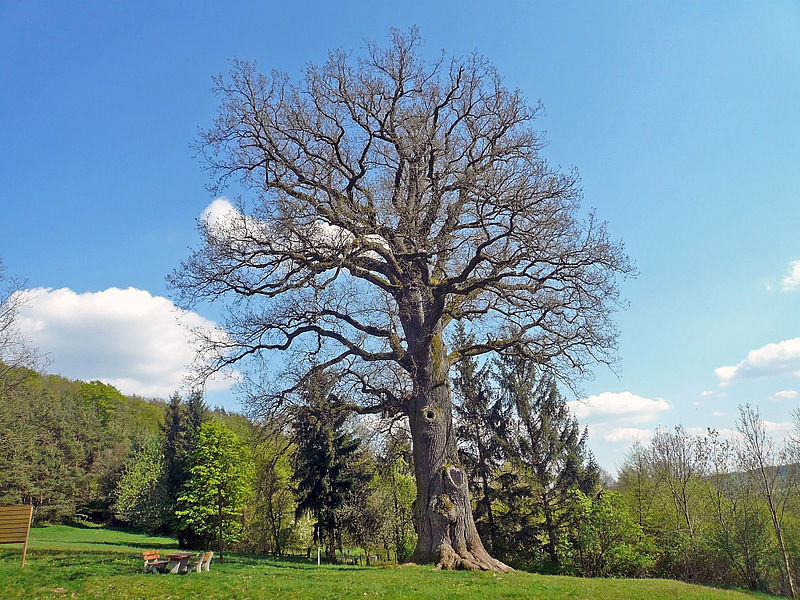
[496,360,599,567]
[292,372,364,563]
[160,391,208,543]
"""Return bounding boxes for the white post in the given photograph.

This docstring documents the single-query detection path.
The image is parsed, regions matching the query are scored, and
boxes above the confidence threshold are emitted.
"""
[317,546,321,566]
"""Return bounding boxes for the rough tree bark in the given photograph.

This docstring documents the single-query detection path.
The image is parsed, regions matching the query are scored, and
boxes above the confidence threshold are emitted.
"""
[405,320,509,570]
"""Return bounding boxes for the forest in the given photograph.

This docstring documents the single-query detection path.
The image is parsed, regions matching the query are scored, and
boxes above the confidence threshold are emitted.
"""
[2,357,800,597]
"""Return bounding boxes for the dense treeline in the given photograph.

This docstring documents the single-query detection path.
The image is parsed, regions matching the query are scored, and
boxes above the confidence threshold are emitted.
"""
[0,366,164,523]
[3,362,800,596]
[450,329,643,576]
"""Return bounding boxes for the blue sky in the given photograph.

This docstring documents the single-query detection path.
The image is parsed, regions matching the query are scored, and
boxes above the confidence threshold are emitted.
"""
[2,1,799,472]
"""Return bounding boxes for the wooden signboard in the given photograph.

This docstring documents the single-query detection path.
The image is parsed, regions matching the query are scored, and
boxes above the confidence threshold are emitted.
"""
[0,505,34,567]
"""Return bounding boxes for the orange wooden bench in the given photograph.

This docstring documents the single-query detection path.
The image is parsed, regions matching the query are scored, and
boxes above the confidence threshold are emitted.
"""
[142,550,169,573]
[0,505,34,567]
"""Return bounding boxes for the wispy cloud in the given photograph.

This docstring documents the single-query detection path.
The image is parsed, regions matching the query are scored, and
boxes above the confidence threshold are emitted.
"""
[771,390,798,402]
[762,420,794,434]
[15,287,237,397]
[601,427,653,444]
[781,261,800,292]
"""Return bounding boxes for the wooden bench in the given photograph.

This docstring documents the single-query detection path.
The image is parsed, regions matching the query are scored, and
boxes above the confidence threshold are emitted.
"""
[0,505,34,567]
[142,550,169,573]
[183,551,214,573]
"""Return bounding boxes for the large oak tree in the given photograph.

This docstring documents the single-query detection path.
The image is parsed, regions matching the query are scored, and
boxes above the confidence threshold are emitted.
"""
[171,29,631,571]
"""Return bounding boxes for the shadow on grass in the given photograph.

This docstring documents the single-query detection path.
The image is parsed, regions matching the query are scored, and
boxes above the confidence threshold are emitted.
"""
[81,539,178,550]
[220,553,373,571]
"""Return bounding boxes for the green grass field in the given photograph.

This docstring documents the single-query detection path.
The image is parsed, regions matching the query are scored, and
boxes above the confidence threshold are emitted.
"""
[0,526,780,600]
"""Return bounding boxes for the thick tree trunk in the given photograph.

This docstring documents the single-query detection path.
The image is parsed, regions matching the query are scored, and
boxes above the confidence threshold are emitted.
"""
[406,328,511,572]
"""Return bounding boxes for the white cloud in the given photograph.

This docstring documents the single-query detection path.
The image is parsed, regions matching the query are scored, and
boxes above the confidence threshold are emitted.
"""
[700,390,714,397]
[202,197,242,232]
[716,338,800,384]
[201,197,389,262]
[570,392,670,448]
[602,427,653,444]
[771,390,798,402]
[569,391,671,426]
[715,365,737,384]
[14,287,236,397]
[712,411,727,417]
[781,261,800,292]
[762,420,793,435]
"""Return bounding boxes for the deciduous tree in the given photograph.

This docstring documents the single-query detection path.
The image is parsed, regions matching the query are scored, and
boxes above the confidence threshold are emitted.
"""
[0,260,42,392]
[171,28,631,570]
[736,405,796,598]
[177,420,253,560]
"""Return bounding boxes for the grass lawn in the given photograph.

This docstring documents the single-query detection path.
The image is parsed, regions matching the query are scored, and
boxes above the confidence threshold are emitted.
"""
[0,525,781,600]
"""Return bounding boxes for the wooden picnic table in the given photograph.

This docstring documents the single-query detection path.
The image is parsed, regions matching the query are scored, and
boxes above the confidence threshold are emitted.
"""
[165,552,193,574]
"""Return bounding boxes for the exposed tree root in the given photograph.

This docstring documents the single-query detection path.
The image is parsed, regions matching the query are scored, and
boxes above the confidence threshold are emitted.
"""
[433,543,513,572]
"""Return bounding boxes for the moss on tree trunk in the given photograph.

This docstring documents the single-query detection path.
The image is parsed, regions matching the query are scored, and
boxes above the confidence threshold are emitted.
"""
[406,328,510,572]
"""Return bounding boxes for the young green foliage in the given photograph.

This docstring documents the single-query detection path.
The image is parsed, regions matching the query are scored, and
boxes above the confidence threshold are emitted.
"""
[176,419,254,559]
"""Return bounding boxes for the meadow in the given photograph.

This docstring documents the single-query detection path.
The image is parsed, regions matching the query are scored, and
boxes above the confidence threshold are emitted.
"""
[0,525,781,600]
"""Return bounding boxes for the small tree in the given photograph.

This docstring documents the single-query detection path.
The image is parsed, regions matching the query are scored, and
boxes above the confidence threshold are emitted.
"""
[649,425,706,540]
[569,488,653,577]
[617,440,659,530]
[704,429,771,592]
[177,420,253,559]
[114,434,166,531]
[292,373,367,563]
[736,405,796,598]
[378,430,417,562]
[243,429,296,555]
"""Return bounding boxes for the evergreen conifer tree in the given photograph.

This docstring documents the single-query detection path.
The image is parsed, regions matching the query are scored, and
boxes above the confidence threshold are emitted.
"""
[451,323,510,555]
[292,372,364,563]
[496,360,599,567]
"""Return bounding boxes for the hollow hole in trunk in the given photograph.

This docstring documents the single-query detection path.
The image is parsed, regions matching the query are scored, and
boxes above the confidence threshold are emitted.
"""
[448,468,464,488]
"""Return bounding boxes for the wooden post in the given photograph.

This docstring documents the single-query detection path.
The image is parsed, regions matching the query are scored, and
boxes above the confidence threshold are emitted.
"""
[0,505,34,567]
